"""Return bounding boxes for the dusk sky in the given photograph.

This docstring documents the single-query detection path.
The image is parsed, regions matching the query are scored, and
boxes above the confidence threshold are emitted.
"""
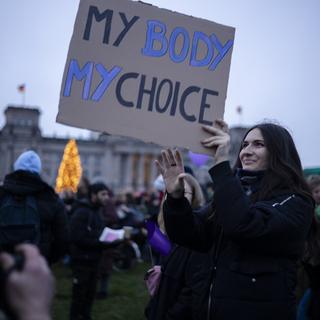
[1,0,319,167]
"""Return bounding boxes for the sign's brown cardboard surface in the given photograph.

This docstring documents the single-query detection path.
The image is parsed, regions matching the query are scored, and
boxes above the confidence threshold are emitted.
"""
[56,0,235,155]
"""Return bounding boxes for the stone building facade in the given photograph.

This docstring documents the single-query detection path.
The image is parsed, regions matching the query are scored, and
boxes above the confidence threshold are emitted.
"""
[0,105,248,191]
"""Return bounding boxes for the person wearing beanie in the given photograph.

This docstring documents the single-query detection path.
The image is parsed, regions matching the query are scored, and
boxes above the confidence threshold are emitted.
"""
[13,150,42,174]
[69,182,122,320]
[0,150,68,264]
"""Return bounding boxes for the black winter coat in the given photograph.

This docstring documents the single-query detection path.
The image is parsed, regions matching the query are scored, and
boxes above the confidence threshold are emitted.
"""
[145,245,208,320]
[69,200,107,265]
[163,161,314,320]
[0,170,69,264]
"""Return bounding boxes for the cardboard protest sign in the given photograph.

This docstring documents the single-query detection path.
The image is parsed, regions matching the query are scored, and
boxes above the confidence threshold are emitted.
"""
[56,0,235,155]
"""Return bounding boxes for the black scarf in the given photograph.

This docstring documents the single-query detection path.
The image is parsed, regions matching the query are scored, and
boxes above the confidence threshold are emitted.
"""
[236,168,265,196]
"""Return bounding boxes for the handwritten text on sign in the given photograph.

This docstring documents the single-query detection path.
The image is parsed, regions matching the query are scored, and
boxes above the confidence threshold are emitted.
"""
[57,0,235,155]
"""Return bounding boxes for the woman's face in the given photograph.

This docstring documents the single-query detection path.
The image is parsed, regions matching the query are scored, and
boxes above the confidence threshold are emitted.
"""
[239,128,269,171]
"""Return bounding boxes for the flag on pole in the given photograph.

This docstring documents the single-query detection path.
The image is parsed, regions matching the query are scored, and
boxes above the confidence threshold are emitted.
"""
[236,105,242,115]
[17,84,25,92]
[236,105,243,125]
[17,84,26,105]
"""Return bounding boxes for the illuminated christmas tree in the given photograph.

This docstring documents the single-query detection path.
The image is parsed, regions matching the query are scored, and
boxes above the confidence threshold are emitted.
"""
[55,139,82,193]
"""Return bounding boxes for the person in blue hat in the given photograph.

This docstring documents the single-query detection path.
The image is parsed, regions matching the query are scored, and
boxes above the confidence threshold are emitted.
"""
[0,150,68,264]
[13,150,42,174]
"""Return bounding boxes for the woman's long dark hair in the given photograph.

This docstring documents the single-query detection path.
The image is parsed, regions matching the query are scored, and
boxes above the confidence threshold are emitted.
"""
[233,123,312,203]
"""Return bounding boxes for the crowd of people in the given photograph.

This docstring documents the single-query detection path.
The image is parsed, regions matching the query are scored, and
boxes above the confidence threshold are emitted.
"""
[0,150,162,320]
[0,119,320,320]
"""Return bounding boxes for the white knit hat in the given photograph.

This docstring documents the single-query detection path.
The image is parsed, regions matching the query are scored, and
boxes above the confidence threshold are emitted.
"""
[14,150,42,174]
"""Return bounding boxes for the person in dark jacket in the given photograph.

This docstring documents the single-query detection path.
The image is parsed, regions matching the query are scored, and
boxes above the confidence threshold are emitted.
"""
[0,150,68,265]
[96,188,120,299]
[297,175,320,320]
[157,120,314,320]
[69,182,121,320]
[145,244,208,320]
[145,172,207,320]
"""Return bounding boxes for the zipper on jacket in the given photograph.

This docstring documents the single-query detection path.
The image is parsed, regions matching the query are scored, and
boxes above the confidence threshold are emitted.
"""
[271,194,295,207]
[207,280,214,320]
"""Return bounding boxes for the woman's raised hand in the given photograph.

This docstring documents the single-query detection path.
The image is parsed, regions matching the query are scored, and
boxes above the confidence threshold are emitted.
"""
[201,119,231,165]
[155,149,186,198]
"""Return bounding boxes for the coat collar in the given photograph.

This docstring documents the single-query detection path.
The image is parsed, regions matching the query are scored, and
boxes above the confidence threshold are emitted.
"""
[236,168,265,196]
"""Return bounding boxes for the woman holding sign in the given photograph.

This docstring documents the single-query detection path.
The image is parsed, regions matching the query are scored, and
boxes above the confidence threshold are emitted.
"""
[157,120,314,320]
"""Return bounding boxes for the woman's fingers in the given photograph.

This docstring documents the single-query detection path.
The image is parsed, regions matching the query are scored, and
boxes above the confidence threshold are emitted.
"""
[161,150,171,168]
[215,119,229,132]
[155,149,186,196]
[202,141,225,148]
[202,119,229,135]
[159,148,184,169]
[201,120,230,152]
[167,149,176,165]
[201,137,215,144]
[202,142,220,148]
[175,149,184,168]
[166,148,184,168]
[201,137,225,146]
[202,125,221,134]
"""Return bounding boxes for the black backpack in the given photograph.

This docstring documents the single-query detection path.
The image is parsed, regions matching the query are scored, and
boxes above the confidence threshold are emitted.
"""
[0,193,40,251]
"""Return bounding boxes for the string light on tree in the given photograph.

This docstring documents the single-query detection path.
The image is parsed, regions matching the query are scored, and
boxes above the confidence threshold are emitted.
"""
[55,139,82,193]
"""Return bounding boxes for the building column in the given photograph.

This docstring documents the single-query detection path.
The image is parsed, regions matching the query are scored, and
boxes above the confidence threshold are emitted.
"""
[137,154,144,191]
[125,153,133,190]
[111,153,121,191]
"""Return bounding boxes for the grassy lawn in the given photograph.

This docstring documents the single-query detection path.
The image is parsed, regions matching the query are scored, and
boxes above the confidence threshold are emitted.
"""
[52,261,150,320]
